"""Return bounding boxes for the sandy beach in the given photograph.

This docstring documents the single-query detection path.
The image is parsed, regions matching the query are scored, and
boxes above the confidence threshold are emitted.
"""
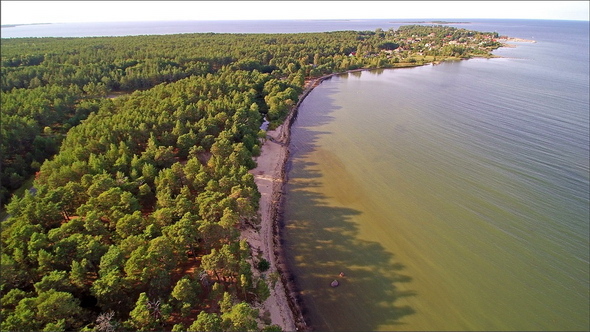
[498,36,536,43]
[497,36,536,48]
[243,115,301,331]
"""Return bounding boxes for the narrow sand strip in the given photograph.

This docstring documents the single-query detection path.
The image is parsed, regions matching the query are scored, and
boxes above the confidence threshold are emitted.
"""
[243,71,367,331]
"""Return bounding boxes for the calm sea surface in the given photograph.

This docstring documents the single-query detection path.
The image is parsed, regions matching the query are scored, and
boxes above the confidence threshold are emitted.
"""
[284,20,589,331]
[3,18,588,331]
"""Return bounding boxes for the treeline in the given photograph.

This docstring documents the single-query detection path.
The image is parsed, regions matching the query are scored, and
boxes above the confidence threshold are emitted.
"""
[1,27,502,202]
[0,31,353,202]
[1,25,503,331]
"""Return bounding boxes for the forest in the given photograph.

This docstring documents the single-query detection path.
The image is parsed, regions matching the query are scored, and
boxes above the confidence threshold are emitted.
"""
[1,25,502,331]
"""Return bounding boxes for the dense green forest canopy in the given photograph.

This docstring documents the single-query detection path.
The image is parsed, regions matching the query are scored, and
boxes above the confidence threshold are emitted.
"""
[1,25,502,331]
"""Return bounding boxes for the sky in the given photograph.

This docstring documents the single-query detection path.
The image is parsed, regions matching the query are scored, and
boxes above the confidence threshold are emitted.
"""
[1,1,589,25]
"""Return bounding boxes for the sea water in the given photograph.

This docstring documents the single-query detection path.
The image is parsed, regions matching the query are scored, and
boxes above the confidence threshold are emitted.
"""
[283,20,589,331]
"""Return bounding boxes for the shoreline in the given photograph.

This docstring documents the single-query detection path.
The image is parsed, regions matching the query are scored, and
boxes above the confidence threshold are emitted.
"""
[245,71,353,331]
[498,36,536,43]
[498,36,537,48]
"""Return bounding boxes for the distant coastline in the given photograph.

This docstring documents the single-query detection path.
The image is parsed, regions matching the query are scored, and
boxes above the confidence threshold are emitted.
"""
[1,23,51,28]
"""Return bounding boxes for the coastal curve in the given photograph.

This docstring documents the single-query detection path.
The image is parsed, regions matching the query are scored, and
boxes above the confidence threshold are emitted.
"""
[243,37,522,328]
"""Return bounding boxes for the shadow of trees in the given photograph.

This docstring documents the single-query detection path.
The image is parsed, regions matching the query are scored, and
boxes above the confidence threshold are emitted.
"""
[281,76,416,331]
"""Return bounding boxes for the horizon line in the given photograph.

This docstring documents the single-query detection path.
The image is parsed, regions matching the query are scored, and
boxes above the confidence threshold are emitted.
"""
[3,17,589,26]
